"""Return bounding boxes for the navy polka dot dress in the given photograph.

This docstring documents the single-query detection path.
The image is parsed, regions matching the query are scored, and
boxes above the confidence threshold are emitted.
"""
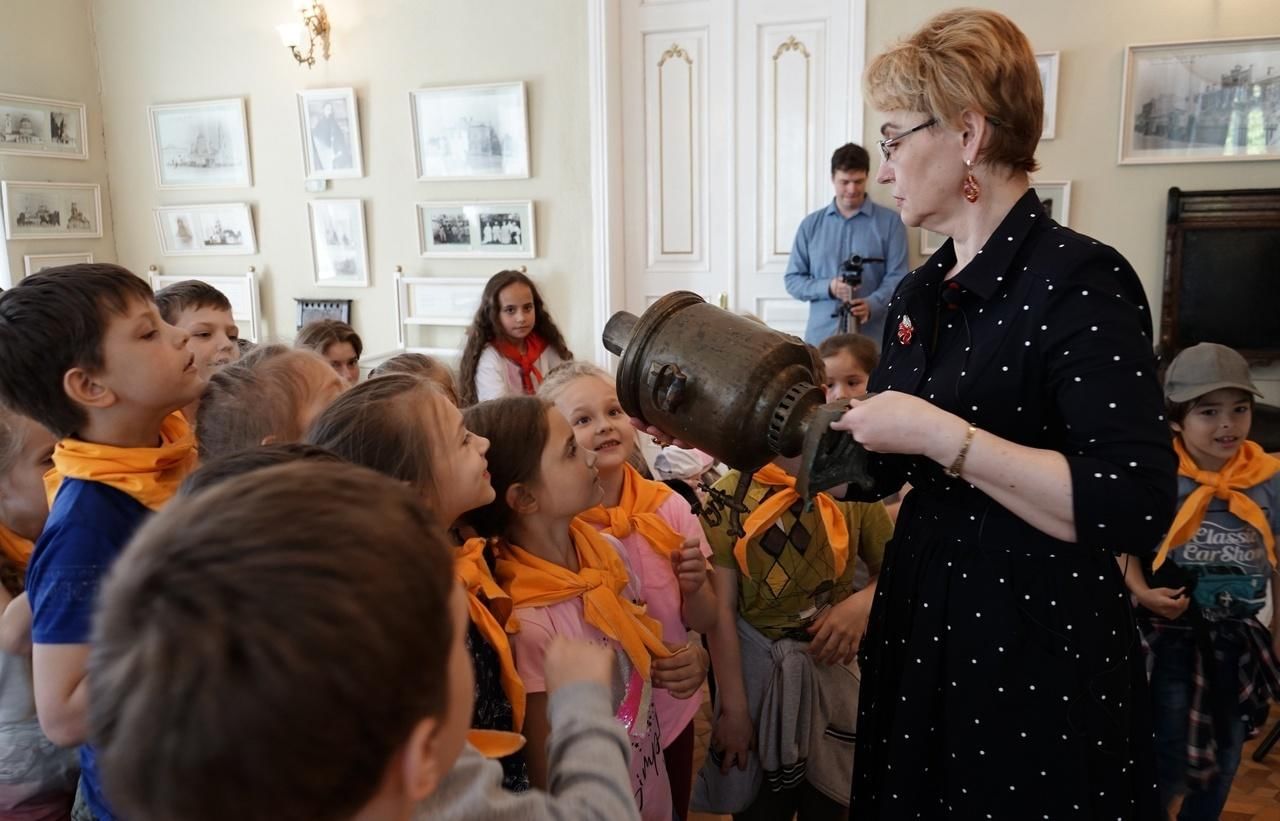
[847,189,1178,820]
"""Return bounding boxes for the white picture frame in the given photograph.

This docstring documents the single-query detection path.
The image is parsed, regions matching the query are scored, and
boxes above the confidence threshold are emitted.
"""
[297,88,363,180]
[393,272,488,354]
[417,200,535,258]
[148,98,253,188]
[148,268,263,342]
[919,181,1072,256]
[307,199,368,287]
[2,181,102,240]
[23,251,93,275]
[1119,36,1280,165]
[0,92,88,159]
[1035,51,1060,140]
[410,81,530,181]
[154,203,256,256]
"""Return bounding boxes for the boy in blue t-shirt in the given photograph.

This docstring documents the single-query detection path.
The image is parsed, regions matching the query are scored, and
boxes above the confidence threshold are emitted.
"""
[1119,342,1280,821]
[0,265,204,821]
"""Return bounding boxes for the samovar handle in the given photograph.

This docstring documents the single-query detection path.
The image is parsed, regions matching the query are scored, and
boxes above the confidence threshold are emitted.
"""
[646,362,688,413]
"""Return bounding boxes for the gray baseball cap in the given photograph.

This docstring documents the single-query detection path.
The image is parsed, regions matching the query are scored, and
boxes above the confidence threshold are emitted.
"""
[1164,342,1261,403]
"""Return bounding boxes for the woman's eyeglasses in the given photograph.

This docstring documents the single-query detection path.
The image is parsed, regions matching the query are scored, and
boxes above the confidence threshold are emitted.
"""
[877,118,936,161]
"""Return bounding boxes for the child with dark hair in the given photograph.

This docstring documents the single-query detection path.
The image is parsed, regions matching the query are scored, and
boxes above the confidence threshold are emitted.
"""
[306,374,530,790]
[369,352,461,406]
[539,361,716,819]
[0,264,204,821]
[458,270,573,405]
[817,333,878,403]
[89,462,639,821]
[154,280,242,423]
[295,318,363,386]
[196,344,345,462]
[0,404,80,820]
[1118,342,1280,820]
[464,397,673,819]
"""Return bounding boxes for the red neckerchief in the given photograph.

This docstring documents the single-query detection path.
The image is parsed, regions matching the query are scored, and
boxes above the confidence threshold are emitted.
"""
[492,332,549,394]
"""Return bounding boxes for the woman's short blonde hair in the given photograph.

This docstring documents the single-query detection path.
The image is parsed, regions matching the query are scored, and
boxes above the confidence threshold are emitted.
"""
[865,8,1041,173]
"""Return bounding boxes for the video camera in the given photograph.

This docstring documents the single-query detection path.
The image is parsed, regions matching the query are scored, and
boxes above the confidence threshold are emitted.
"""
[831,253,885,333]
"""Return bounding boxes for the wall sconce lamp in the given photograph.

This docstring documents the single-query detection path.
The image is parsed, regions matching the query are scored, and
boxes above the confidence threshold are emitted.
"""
[276,0,330,68]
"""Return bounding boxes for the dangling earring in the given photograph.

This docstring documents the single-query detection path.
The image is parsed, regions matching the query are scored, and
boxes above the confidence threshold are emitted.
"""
[962,160,980,203]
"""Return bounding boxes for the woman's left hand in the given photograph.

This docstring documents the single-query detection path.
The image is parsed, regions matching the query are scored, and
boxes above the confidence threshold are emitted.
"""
[830,391,963,458]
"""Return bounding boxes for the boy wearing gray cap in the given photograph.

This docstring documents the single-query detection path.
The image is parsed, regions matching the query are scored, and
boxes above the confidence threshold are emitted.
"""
[1119,342,1280,820]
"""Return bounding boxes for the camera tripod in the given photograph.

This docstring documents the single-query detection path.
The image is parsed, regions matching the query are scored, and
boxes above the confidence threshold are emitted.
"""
[830,254,884,335]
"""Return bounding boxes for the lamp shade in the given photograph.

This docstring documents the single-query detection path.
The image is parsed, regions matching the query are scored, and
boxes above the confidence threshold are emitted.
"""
[276,22,304,47]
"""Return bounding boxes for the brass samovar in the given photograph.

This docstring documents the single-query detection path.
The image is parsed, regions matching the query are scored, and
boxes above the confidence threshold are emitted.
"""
[603,291,876,537]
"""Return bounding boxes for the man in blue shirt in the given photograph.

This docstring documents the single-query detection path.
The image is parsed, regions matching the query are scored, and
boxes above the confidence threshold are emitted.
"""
[784,143,908,347]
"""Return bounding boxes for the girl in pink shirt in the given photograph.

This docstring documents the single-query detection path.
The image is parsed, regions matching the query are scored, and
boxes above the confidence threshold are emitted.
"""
[464,396,674,821]
[540,362,717,818]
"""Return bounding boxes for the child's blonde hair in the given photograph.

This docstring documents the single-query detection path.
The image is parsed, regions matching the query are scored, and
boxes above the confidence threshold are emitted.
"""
[536,360,613,403]
[196,345,331,461]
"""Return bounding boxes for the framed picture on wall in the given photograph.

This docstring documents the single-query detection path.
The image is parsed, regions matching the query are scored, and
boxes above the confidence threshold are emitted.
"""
[148,98,253,188]
[1119,36,1280,164]
[307,199,368,287]
[417,200,535,258]
[0,92,88,159]
[1035,52,1060,140]
[295,298,352,330]
[1,181,102,240]
[297,88,363,180]
[919,181,1071,256]
[23,251,93,275]
[410,82,530,180]
[154,203,257,256]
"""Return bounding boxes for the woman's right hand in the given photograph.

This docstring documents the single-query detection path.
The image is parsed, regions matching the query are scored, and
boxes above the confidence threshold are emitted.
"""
[712,703,754,773]
[1136,586,1190,620]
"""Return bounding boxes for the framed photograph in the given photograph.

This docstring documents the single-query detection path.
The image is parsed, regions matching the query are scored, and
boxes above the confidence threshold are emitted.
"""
[1119,36,1280,164]
[410,82,530,180]
[154,203,256,256]
[1036,52,1060,140]
[295,298,352,330]
[417,200,535,258]
[0,93,87,159]
[307,199,368,287]
[919,181,1071,256]
[23,252,93,275]
[1,181,102,240]
[297,88,363,180]
[149,98,253,188]
[150,269,263,342]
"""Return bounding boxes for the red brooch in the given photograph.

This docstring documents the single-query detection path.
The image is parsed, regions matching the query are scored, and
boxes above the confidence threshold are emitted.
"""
[897,315,915,346]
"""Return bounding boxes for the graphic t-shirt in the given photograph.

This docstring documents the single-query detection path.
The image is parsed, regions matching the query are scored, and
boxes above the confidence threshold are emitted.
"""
[1165,473,1280,620]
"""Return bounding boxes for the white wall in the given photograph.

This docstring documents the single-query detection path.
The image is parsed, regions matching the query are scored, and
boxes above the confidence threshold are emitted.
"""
[90,0,592,360]
[861,0,1280,399]
[0,0,117,285]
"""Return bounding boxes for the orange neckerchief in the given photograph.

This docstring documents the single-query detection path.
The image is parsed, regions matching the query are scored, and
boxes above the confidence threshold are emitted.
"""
[44,411,197,511]
[1154,438,1280,570]
[492,333,549,395]
[494,519,671,679]
[578,463,685,560]
[734,464,849,578]
[456,538,526,732]
[0,524,33,572]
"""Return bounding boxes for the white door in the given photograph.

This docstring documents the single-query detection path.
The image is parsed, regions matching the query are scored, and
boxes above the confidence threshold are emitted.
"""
[616,0,865,332]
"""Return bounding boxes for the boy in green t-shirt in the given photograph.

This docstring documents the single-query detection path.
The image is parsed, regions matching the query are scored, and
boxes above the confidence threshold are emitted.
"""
[697,456,891,820]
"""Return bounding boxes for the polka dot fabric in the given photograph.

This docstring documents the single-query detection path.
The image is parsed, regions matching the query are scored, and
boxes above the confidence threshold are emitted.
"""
[847,190,1178,820]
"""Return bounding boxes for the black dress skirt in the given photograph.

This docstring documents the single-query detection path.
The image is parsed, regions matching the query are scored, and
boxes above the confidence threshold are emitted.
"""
[846,190,1178,820]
